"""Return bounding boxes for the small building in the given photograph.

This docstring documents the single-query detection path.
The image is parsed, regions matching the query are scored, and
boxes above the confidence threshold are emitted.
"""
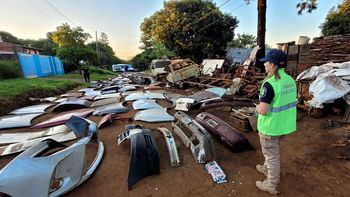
[0,41,41,60]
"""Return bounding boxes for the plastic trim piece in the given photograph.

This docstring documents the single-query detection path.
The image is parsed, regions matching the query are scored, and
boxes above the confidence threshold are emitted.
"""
[157,127,181,167]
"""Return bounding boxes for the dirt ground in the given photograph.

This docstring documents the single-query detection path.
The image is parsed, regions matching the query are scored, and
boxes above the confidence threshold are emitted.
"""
[0,87,349,197]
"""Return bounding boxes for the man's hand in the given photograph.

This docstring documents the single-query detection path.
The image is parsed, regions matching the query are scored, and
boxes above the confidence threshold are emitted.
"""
[256,102,270,115]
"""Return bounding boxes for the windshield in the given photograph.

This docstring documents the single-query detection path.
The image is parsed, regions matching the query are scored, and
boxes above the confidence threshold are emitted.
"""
[155,61,171,68]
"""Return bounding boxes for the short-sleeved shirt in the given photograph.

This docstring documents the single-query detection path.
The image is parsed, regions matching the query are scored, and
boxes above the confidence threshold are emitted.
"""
[259,82,274,104]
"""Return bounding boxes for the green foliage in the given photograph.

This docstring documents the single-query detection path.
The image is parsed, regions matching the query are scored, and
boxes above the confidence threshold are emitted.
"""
[56,46,96,72]
[131,41,175,70]
[228,33,257,48]
[297,0,318,14]
[0,31,23,44]
[140,0,238,62]
[22,38,58,56]
[87,41,124,66]
[0,60,22,80]
[88,65,115,75]
[321,0,350,36]
[51,23,91,48]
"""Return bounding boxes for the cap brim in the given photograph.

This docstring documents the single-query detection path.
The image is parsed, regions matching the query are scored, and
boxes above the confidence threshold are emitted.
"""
[259,57,270,62]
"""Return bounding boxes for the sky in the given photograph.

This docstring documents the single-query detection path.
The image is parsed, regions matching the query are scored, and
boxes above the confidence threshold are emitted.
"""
[0,0,343,60]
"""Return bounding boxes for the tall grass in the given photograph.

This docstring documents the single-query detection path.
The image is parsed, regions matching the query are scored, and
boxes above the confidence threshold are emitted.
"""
[0,60,22,79]
[0,78,80,98]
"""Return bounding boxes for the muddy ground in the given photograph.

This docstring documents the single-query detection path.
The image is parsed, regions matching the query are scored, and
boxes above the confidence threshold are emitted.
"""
[0,87,349,197]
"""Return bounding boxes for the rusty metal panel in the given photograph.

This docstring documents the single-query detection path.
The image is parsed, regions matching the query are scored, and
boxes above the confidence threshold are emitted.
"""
[195,112,253,152]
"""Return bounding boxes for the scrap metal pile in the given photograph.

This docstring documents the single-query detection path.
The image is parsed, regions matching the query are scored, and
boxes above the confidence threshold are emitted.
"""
[0,71,258,195]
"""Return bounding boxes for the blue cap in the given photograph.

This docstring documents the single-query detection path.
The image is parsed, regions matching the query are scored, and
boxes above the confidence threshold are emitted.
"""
[260,49,286,67]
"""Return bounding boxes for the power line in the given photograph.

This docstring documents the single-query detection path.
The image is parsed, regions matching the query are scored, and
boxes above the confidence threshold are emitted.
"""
[192,0,231,25]
[46,0,77,27]
[26,0,60,23]
[198,2,246,32]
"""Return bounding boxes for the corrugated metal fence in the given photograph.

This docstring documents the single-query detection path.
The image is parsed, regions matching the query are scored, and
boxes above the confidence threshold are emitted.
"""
[18,53,65,79]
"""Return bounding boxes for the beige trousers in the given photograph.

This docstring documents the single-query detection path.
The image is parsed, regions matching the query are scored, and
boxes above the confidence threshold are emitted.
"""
[259,132,281,186]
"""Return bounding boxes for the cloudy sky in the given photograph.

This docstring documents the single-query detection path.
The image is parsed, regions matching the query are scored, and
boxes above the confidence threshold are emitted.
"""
[1,0,342,60]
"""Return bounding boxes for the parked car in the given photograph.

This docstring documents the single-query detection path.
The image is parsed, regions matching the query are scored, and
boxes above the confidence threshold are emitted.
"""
[112,64,138,72]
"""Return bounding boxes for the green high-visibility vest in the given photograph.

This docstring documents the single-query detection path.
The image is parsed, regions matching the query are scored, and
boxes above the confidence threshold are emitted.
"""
[257,69,297,136]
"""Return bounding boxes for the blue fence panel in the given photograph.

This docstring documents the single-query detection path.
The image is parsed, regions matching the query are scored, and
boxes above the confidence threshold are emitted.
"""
[18,53,65,79]
[53,56,65,75]
[38,55,53,77]
[18,54,38,79]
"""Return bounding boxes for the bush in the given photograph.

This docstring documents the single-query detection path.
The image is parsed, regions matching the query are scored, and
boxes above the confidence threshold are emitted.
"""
[0,60,22,79]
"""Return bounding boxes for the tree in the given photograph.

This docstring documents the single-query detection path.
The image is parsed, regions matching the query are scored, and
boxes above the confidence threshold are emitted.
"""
[51,23,93,70]
[229,33,257,48]
[50,23,91,48]
[0,31,23,44]
[320,0,350,36]
[99,32,109,45]
[131,40,176,70]
[22,38,57,56]
[87,41,123,66]
[140,0,238,62]
[297,0,318,15]
[57,46,96,72]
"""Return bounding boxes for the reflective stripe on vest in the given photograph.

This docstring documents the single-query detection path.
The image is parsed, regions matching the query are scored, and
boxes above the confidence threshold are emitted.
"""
[269,101,296,113]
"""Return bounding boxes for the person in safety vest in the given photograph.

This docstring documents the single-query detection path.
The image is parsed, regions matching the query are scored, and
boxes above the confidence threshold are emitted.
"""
[255,49,296,195]
[80,60,90,83]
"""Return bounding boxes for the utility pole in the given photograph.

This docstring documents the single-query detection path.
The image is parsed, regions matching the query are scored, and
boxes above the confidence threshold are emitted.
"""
[256,0,266,72]
[257,0,266,55]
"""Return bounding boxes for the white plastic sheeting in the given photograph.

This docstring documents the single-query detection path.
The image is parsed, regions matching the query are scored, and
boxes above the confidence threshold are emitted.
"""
[297,61,350,108]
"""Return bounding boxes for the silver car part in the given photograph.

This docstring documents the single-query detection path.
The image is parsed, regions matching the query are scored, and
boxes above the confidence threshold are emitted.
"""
[29,97,57,102]
[172,111,215,163]
[117,128,143,145]
[9,104,55,115]
[0,116,104,196]
[93,102,128,116]
[0,131,76,156]
[132,99,162,110]
[134,108,174,122]
[205,87,227,97]
[118,85,137,92]
[0,125,69,144]
[90,97,121,107]
[0,113,44,130]
[157,127,181,167]
[54,98,68,103]
[122,91,144,96]
[175,98,196,111]
[144,92,165,99]
[51,99,91,112]
[125,93,148,101]
[94,93,121,100]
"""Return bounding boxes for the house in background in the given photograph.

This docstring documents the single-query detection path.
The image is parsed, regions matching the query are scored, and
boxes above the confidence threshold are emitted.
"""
[0,40,41,60]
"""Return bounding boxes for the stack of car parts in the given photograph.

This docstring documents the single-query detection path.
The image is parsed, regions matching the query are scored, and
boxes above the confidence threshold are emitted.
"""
[117,125,160,190]
[0,116,104,197]
[195,112,253,152]
[172,111,215,163]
